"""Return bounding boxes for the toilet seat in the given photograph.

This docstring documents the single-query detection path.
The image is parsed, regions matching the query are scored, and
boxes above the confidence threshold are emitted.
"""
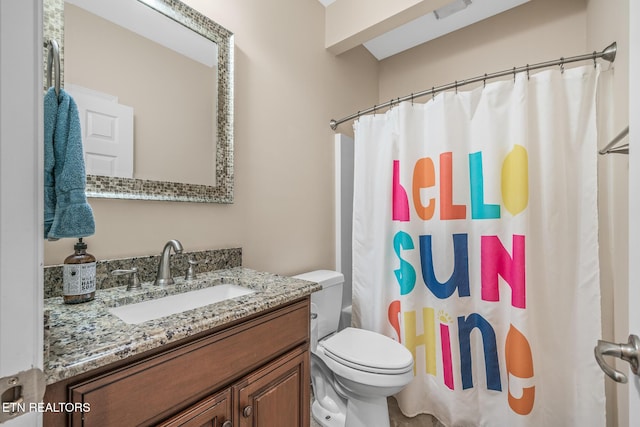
[319,327,413,375]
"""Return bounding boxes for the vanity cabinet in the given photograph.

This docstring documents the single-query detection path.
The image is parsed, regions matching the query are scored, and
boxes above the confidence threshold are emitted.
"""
[44,299,311,427]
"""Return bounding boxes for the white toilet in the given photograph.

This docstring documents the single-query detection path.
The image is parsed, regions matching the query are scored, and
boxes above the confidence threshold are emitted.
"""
[294,270,414,427]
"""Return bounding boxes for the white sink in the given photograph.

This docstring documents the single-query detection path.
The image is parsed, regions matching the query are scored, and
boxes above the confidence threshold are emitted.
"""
[109,284,255,325]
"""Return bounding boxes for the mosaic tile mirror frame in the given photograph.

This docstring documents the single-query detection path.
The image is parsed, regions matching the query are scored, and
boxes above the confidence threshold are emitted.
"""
[44,0,234,203]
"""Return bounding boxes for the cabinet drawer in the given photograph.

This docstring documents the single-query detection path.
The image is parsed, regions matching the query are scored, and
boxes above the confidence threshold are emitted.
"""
[69,300,309,426]
[157,388,231,427]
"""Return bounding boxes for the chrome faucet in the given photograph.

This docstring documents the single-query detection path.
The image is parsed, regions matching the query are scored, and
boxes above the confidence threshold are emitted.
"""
[154,239,183,286]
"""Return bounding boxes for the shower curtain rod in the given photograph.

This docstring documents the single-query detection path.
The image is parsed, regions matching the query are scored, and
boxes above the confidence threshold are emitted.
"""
[329,41,617,130]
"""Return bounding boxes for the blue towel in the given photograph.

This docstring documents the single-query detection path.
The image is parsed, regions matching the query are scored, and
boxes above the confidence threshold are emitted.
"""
[44,88,95,240]
[44,88,57,238]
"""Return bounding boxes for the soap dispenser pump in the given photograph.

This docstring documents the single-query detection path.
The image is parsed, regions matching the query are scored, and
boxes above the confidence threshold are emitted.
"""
[62,238,96,304]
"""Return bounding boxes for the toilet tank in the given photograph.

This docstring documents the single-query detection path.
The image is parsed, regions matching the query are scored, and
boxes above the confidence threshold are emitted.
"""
[293,270,344,340]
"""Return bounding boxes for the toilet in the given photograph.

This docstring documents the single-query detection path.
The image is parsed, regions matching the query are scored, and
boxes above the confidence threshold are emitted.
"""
[294,270,414,427]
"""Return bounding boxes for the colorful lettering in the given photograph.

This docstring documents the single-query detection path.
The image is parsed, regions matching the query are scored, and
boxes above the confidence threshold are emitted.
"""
[458,313,501,391]
[506,325,535,415]
[481,235,526,309]
[501,145,529,216]
[439,311,455,390]
[393,160,410,221]
[440,152,466,220]
[412,157,436,220]
[404,308,436,375]
[419,234,470,299]
[469,152,500,219]
[394,231,416,295]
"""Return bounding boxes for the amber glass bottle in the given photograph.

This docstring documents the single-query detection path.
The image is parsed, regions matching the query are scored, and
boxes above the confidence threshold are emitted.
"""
[63,238,96,304]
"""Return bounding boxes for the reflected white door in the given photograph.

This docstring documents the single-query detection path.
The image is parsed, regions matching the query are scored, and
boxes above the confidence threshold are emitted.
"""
[68,86,134,178]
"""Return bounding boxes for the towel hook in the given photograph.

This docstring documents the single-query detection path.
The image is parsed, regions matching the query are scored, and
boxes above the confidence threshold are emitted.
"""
[46,39,61,97]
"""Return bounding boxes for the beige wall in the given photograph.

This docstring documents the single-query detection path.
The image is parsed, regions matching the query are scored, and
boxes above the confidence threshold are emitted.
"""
[378,0,587,101]
[44,0,379,276]
[587,0,630,425]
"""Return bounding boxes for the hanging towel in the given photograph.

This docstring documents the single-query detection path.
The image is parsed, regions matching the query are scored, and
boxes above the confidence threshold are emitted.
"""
[44,87,95,240]
[44,88,58,238]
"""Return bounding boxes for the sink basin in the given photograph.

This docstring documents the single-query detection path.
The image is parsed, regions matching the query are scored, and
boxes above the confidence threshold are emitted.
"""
[109,284,255,324]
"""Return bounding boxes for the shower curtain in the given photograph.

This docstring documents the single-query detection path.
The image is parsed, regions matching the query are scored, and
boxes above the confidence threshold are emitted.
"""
[352,65,605,426]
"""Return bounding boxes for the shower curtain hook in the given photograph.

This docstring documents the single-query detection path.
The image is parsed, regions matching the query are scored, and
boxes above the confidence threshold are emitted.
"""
[526,64,530,80]
[593,51,597,68]
[432,87,435,100]
[483,73,487,88]
[410,93,414,106]
[560,57,565,74]
[455,81,458,94]
[513,67,516,83]
[373,105,377,116]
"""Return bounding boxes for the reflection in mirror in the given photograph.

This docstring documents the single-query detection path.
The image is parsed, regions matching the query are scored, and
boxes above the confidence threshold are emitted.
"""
[46,0,234,203]
[66,1,218,186]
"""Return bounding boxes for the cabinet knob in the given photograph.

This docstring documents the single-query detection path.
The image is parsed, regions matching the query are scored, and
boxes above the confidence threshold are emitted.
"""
[221,421,232,427]
[242,405,253,418]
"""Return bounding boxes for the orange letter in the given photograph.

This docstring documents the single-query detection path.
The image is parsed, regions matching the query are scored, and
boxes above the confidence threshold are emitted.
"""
[440,152,466,220]
[412,157,435,220]
[506,325,535,415]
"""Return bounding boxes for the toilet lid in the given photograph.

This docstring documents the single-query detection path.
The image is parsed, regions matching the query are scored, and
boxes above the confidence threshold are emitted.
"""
[320,327,413,374]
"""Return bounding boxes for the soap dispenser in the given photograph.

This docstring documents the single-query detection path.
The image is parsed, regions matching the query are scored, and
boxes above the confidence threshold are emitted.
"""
[63,238,96,304]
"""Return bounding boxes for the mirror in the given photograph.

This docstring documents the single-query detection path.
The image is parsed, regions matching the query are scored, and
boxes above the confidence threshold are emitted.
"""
[44,0,234,203]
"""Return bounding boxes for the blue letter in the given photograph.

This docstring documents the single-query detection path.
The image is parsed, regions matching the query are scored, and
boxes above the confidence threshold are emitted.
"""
[394,231,416,295]
[458,313,502,391]
[469,152,500,219]
[419,234,470,299]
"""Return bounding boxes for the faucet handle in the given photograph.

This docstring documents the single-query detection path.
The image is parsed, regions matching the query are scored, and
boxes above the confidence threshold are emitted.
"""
[112,267,141,291]
[185,258,210,280]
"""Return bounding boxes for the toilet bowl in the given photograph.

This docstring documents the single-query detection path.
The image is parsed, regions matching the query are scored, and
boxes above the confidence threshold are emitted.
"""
[294,270,414,427]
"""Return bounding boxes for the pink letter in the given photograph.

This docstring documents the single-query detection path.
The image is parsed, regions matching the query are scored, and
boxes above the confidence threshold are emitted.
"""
[440,323,454,390]
[393,160,410,221]
[481,235,526,308]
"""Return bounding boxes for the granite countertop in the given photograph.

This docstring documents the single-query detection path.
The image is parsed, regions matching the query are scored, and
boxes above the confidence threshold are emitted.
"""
[44,267,321,385]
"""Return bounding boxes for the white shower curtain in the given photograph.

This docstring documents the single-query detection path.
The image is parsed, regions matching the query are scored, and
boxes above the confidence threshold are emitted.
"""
[352,65,605,426]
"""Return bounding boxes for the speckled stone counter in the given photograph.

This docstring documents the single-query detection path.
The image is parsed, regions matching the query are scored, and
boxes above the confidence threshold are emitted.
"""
[44,267,321,385]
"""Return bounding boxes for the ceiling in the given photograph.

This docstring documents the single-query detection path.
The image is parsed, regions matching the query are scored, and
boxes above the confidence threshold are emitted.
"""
[318,0,531,60]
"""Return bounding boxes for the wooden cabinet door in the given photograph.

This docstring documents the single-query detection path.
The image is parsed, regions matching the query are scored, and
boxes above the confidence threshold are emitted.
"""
[157,389,232,427]
[234,347,309,427]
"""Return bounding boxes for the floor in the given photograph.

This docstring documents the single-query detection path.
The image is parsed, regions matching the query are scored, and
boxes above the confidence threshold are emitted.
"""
[310,390,445,427]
